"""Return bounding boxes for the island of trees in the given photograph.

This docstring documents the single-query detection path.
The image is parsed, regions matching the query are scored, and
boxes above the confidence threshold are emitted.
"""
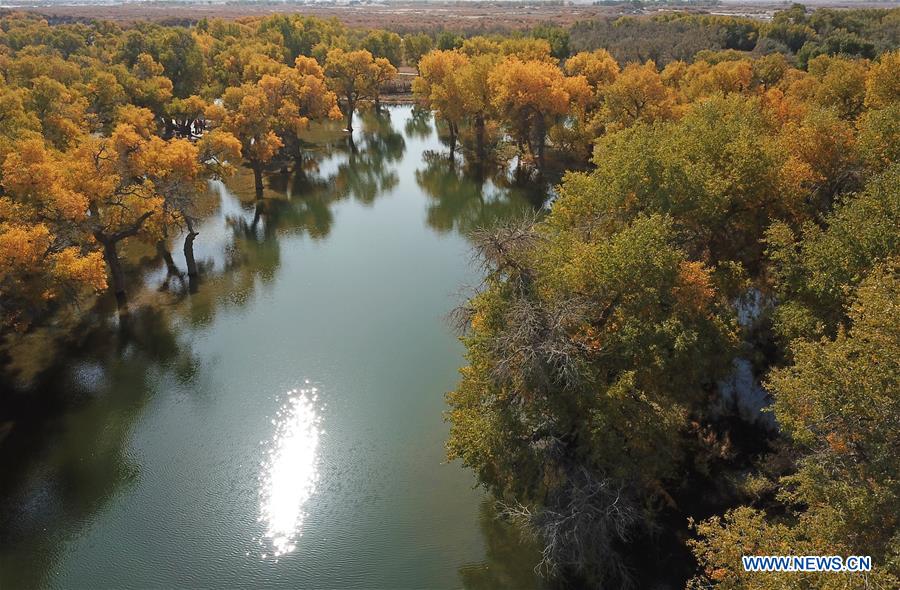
[0,4,898,588]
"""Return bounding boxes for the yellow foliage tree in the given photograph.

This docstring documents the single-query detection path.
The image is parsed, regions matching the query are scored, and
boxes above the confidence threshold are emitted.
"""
[602,60,675,130]
[489,58,590,169]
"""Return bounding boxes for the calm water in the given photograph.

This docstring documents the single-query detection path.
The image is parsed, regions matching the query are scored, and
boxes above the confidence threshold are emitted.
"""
[0,106,548,589]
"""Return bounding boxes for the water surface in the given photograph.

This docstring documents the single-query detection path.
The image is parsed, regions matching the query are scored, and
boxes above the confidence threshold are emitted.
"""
[0,106,547,589]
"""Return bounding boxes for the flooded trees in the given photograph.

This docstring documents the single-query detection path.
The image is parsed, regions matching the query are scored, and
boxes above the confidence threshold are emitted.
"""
[207,61,338,198]
[324,49,395,136]
[488,58,591,170]
[414,50,469,160]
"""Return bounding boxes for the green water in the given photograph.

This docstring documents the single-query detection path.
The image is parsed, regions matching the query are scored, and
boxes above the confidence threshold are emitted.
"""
[0,107,548,589]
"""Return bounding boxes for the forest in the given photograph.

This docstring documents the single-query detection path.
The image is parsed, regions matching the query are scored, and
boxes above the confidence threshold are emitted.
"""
[0,3,898,588]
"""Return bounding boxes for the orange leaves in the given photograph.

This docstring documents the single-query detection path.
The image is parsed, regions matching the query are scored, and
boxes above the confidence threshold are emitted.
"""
[0,223,105,330]
[673,260,716,317]
[211,58,338,169]
[0,223,52,271]
[114,105,156,138]
[1,137,89,222]
[677,59,753,102]
[414,50,470,126]
[489,57,574,118]
[777,109,857,212]
[50,248,107,292]
[565,49,620,91]
[293,55,323,78]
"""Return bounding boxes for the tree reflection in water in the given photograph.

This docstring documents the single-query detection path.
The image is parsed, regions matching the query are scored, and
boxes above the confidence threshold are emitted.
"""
[0,307,198,589]
[458,500,547,590]
[416,150,549,236]
[177,108,407,328]
[404,106,433,140]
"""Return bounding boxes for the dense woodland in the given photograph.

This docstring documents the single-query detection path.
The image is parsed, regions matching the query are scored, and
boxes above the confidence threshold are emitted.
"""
[0,4,898,588]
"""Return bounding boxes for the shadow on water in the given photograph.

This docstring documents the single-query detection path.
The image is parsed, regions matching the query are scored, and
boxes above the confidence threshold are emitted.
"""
[458,500,548,590]
[0,307,197,589]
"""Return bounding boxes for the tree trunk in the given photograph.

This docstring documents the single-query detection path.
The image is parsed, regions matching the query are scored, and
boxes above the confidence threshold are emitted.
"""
[184,218,199,278]
[536,115,546,171]
[101,238,128,311]
[251,201,263,232]
[252,161,264,199]
[91,208,153,313]
[345,97,355,133]
[475,114,486,161]
[294,143,304,171]
[157,240,179,276]
[448,122,457,162]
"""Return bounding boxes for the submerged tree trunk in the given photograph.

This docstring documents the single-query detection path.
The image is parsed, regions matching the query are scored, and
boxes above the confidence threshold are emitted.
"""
[448,121,457,163]
[184,218,199,278]
[252,161,264,199]
[345,96,355,133]
[294,142,305,172]
[475,114,486,161]
[101,239,128,311]
[156,240,179,276]
[92,209,153,314]
[536,115,547,172]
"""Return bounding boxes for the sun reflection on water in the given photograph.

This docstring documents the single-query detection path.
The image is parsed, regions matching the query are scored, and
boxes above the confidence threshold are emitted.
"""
[259,385,322,558]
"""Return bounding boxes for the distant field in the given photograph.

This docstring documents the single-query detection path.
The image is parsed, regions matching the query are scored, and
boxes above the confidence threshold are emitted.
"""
[7,0,899,29]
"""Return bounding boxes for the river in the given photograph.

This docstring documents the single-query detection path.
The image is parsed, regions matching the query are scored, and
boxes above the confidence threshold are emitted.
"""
[0,106,549,589]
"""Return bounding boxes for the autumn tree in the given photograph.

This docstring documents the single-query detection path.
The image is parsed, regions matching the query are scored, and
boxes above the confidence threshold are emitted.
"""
[765,165,899,343]
[690,261,900,590]
[601,60,674,130]
[564,49,620,96]
[146,121,242,279]
[123,53,174,118]
[0,83,41,164]
[863,48,900,110]
[207,59,340,196]
[0,137,106,330]
[454,53,501,161]
[562,49,621,150]
[324,48,388,134]
[403,33,433,70]
[449,214,736,585]
[413,50,470,158]
[83,69,128,132]
[804,54,869,119]
[206,77,291,196]
[25,75,88,149]
[561,95,787,267]
[488,58,590,169]
[280,56,342,162]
